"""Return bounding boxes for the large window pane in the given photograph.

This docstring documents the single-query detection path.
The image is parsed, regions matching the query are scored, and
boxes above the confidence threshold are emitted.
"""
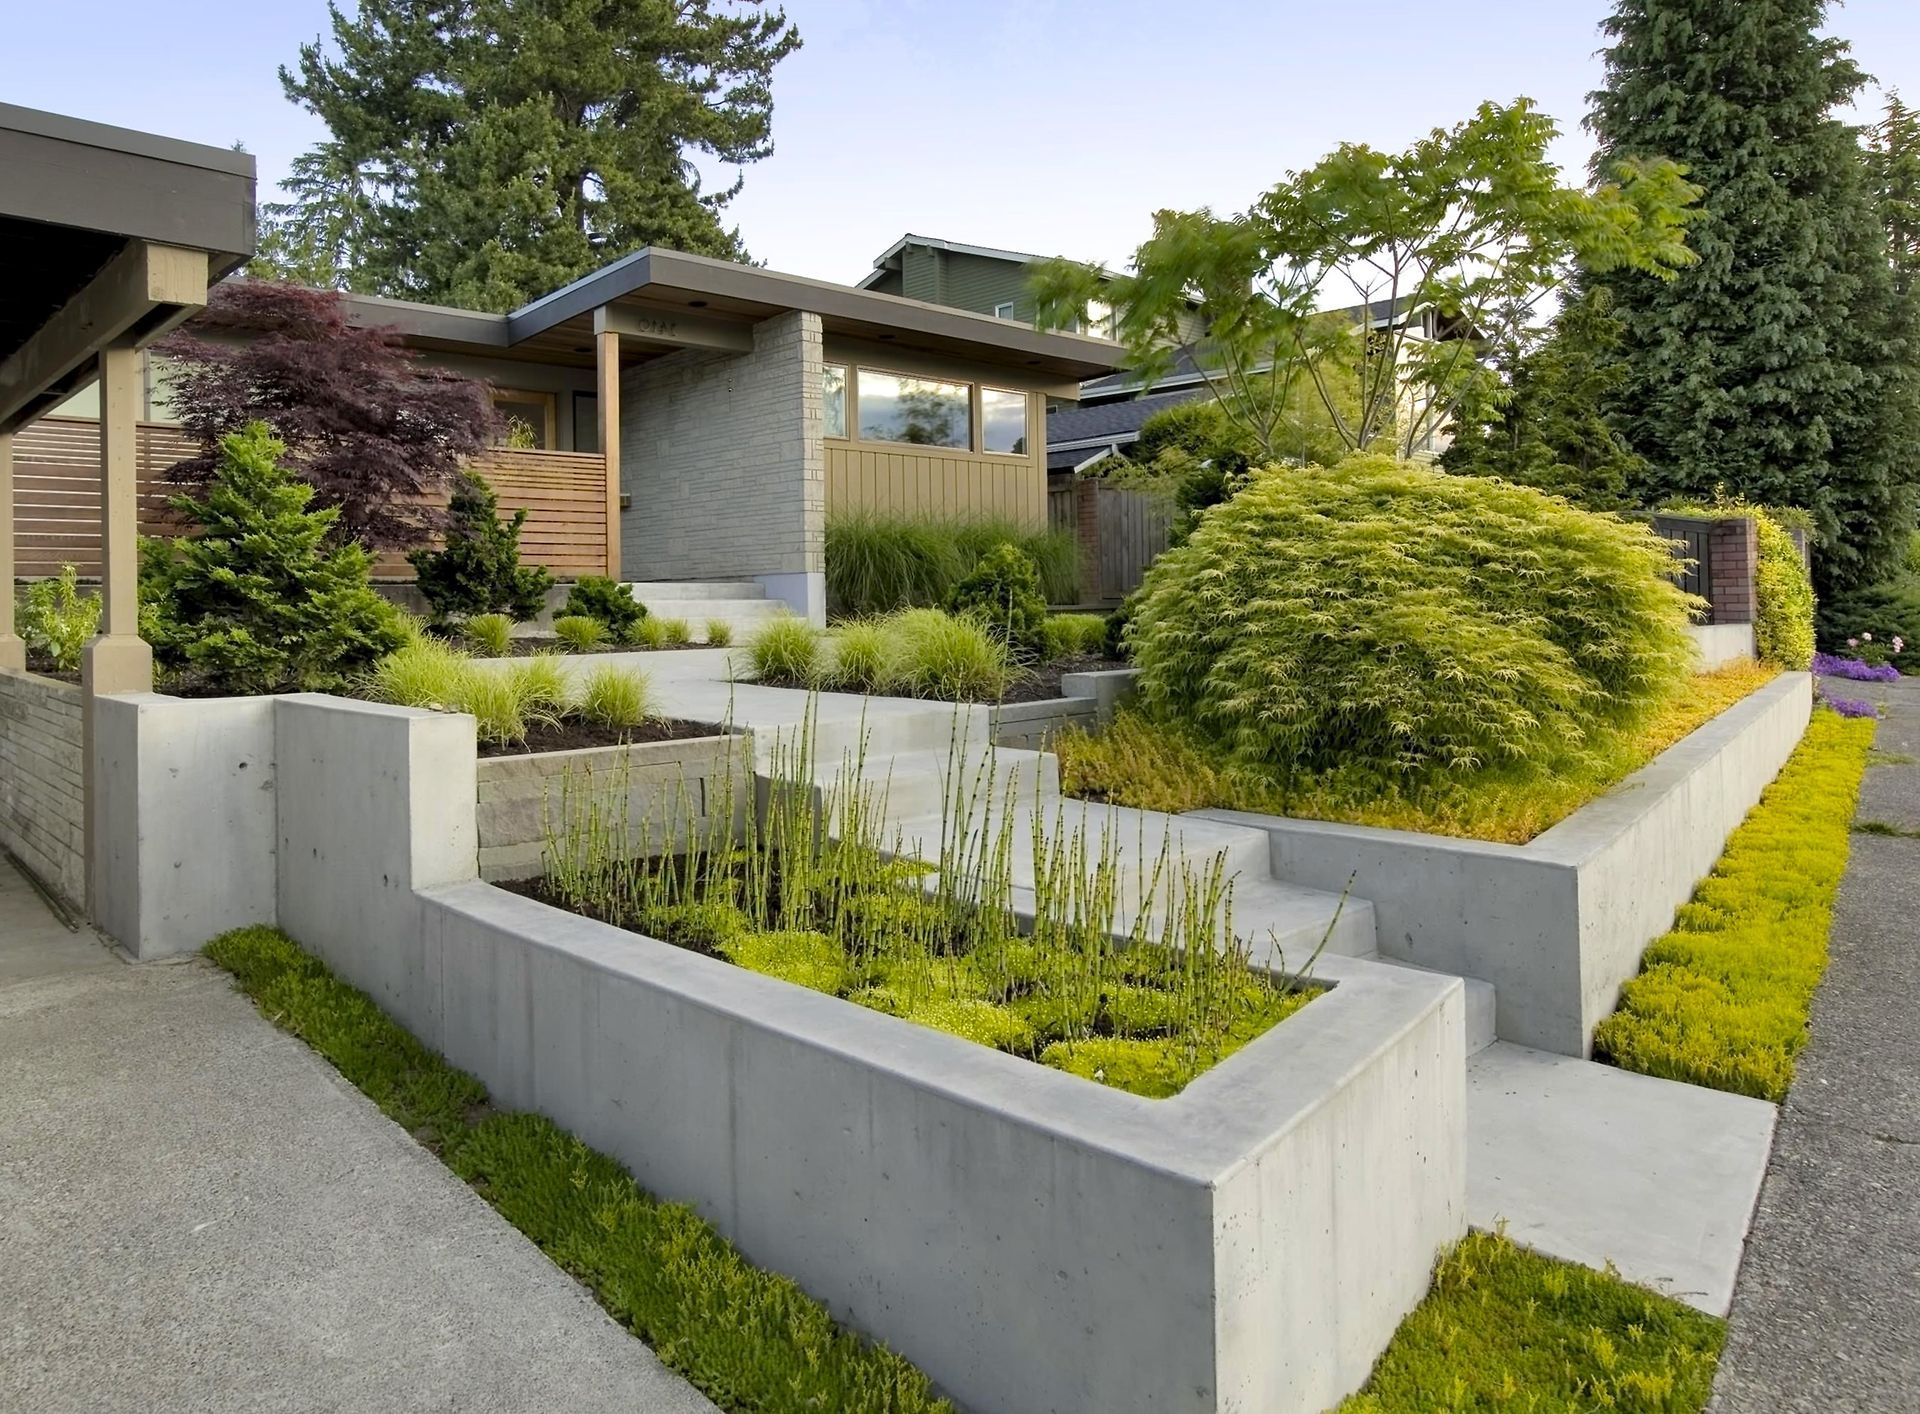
[858,370,970,449]
[981,387,1027,455]
[822,363,847,439]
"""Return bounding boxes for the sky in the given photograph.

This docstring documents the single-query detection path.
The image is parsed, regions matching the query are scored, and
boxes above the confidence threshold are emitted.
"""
[6,0,1918,288]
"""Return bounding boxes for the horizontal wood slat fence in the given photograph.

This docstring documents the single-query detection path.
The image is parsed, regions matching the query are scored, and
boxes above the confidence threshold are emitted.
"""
[10,418,608,580]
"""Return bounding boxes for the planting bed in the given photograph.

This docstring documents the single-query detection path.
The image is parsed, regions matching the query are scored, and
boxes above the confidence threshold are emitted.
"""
[476,715,721,759]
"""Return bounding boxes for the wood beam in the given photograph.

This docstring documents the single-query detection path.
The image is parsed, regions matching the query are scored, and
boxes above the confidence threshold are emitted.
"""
[597,328,622,581]
[0,241,209,430]
[0,431,20,670]
[594,303,753,354]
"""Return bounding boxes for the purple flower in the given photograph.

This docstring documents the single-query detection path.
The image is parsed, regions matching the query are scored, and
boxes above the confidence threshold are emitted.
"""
[1824,695,1880,719]
[1812,652,1900,682]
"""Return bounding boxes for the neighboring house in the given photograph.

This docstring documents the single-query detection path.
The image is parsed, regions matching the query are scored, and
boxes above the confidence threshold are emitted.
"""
[21,242,1123,624]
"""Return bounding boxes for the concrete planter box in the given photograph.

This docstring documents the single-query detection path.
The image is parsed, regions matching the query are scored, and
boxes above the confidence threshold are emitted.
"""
[476,733,743,881]
[1199,672,1813,1057]
[991,667,1139,749]
[95,690,1466,1414]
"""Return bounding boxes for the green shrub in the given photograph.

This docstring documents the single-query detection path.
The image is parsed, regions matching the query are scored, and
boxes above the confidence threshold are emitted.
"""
[563,577,645,639]
[825,511,1077,616]
[141,423,405,694]
[704,618,733,647]
[657,617,692,647]
[512,652,572,720]
[552,614,606,652]
[946,542,1048,659]
[365,639,564,747]
[1594,711,1874,1100]
[408,471,552,624]
[882,607,1012,701]
[1131,456,1698,789]
[1666,500,1815,670]
[464,612,514,657]
[578,665,652,729]
[364,635,470,709]
[202,925,951,1414]
[1041,612,1108,661]
[824,621,891,694]
[1339,1229,1724,1412]
[1819,573,1919,674]
[17,564,100,673]
[630,615,669,649]
[748,615,823,684]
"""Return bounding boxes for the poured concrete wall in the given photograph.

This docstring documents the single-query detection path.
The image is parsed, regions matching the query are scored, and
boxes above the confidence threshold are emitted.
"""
[1201,673,1812,1057]
[0,670,85,904]
[1688,621,1756,669]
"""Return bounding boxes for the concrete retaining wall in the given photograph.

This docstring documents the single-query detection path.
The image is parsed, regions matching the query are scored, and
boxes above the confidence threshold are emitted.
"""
[96,688,1467,1414]
[0,670,86,905]
[476,734,744,881]
[1200,673,1813,1057]
[991,667,1140,749]
[1688,621,1756,669]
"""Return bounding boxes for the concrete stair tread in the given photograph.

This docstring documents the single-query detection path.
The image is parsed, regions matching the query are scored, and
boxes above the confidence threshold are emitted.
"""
[626,581,767,601]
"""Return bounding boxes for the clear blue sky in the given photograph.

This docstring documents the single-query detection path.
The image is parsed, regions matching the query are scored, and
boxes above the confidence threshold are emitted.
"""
[6,0,1916,287]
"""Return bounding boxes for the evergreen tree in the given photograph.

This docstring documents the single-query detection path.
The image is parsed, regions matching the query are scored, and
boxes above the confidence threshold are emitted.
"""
[1587,0,1918,596]
[1871,93,1920,295]
[1441,288,1646,511]
[271,0,801,310]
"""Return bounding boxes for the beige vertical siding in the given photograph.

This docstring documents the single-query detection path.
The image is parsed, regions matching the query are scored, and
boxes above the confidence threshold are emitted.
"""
[825,438,1044,527]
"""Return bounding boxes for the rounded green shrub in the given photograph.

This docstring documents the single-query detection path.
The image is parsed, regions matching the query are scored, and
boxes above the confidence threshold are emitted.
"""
[562,577,645,639]
[1750,511,1815,670]
[1130,455,1697,784]
[945,542,1047,659]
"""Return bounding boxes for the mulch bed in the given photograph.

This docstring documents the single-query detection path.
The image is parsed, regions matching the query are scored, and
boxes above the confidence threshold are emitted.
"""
[21,650,78,685]
[477,715,727,759]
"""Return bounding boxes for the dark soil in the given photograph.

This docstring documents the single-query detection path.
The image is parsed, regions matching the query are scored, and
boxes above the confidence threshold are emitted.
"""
[478,715,727,759]
[22,649,78,684]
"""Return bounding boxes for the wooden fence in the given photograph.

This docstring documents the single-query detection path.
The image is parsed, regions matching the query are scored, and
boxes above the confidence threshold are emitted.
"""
[1049,478,1173,604]
[9,418,608,580]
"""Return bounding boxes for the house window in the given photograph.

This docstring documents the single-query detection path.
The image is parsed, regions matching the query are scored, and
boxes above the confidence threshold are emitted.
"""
[822,363,847,439]
[572,393,600,453]
[981,387,1028,455]
[857,370,970,450]
[993,301,1016,321]
[1087,299,1116,339]
[491,389,556,449]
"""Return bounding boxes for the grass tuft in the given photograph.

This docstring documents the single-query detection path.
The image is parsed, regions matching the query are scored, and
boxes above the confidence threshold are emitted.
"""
[878,608,1011,701]
[201,925,951,1413]
[658,617,692,647]
[1593,710,1875,1100]
[1041,612,1110,660]
[578,665,653,730]
[1339,1229,1724,1412]
[552,614,607,652]
[704,618,734,647]
[825,511,1079,617]
[747,615,823,684]
[464,612,514,657]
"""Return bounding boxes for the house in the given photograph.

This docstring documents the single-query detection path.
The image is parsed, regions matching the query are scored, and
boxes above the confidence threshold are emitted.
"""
[15,182,1125,629]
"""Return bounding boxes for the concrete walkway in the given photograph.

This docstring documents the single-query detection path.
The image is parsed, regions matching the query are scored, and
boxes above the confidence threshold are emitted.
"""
[0,858,714,1414]
[1711,677,1920,1412]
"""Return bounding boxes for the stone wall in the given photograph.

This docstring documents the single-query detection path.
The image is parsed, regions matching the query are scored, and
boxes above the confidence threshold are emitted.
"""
[476,733,745,882]
[0,670,85,905]
[619,311,824,618]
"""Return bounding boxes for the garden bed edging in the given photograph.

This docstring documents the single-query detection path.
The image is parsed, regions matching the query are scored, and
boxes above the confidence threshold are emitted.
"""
[991,666,1138,748]
[1196,672,1813,1057]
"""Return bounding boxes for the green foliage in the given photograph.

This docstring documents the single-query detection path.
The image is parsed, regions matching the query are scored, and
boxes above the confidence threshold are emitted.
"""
[822,621,890,693]
[140,423,404,694]
[1338,1229,1724,1412]
[463,612,514,657]
[1664,500,1817,670]
[945,542,1047,659]
[407,471,552,624]
[1040,613,1108,661]
[703,619,733,647]
[16,565,100,673]
[1590,0,1920,598]
[1128,456,1698,792]
[201,925,950,1413]
[877,609,1011,701]
[658,617,692,647]
[824,512,1077,618]
[553,614,607,652]
[578,665,652,729]
[747,615,823,684]
[1032,99,1698,464]
[365,639,597,747]
[269,1,802,309]
[630,615,670,649]
[1595,712,1875,1100]
[1819,576,1920,674]
[563,577,645,639]
[1441,287,1647,511]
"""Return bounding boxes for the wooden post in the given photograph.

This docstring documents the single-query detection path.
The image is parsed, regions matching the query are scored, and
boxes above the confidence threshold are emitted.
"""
[597,328,621,582]
[81,345,151,693]
[0,430,21,671]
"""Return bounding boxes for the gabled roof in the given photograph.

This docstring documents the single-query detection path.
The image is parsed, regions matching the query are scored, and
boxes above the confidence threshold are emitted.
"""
[1047,385,1211,449]
[857,233,1125,290]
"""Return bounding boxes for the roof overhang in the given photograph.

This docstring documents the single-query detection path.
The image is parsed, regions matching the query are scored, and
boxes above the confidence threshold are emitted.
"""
[0,103,255,432]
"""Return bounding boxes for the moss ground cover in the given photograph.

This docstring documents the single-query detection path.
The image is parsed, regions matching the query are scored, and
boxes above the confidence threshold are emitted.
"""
[203,924,951,1414]
[536,731,1316,1099]
[1058,661,1779,845]
[1339,1230,1725,1413]
[1593,710,1876,1100]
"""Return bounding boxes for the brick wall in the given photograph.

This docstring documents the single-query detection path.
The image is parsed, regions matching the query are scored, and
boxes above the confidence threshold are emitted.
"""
[1707,517,1759,625]
[619,310,824,584]
[0,670,85,905]
[475,733,746,882]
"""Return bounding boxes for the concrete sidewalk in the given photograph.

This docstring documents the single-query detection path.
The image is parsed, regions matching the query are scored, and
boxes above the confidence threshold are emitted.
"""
[0,858,713,1414]
[1711,678,1920,1412]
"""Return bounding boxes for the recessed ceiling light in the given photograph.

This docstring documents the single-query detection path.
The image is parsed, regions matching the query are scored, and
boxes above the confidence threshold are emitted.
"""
[688,299,708,308]
[878,333,896,340]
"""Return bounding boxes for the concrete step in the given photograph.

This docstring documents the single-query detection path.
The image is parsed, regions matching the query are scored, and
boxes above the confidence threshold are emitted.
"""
[632,597,791,645]
[1232,877,1379,963]
[627,580,767,602]
[752,701,997,774]
[820,745,1059,825]
[1372,962,1498,1052]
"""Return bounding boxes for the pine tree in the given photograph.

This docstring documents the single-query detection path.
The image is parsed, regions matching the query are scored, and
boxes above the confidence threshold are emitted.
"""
[1871,93,1920,295]
[1588,0,1918,595]
[141,424,405,694]
[271,0,801,310]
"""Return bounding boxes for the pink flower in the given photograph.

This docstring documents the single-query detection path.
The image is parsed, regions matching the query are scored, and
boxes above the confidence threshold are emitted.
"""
[1896,636,1907,654]
[1848,637,1859,648]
